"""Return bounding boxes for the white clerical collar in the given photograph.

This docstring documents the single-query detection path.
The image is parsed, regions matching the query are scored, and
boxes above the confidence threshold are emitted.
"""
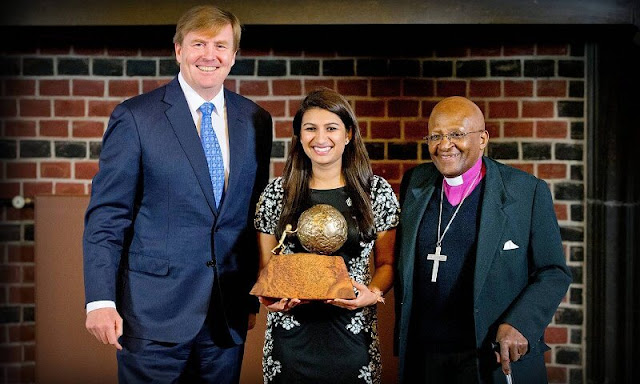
[177,72,225,117]
[444,175,463,186]
[443,157,484,187]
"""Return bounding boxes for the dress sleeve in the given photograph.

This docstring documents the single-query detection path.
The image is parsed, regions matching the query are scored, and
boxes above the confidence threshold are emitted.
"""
[371,175,400,232]
[254,177,284,235]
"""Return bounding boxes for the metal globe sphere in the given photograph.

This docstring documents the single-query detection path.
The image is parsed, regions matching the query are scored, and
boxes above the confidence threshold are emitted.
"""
[297,204,348,255]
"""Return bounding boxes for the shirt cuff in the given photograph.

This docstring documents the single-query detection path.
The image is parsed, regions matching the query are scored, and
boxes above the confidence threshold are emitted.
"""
[86,300,116,314]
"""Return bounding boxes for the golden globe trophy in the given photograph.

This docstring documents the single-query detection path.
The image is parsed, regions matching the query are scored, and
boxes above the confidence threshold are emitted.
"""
[297,204,348,255]
[250,204,356,300]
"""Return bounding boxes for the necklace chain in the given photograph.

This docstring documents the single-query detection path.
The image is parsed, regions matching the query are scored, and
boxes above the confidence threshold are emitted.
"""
[436,170,481,248]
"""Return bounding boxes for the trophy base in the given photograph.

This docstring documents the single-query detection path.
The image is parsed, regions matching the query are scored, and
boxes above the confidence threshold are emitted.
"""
[250,253,356,300]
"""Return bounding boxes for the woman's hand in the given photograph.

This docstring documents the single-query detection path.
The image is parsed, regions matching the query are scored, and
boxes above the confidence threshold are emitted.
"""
[258,297,307,312]
[326,280,383,310]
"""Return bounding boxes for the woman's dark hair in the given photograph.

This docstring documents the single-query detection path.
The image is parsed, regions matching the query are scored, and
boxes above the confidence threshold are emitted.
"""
[276,88,376,243]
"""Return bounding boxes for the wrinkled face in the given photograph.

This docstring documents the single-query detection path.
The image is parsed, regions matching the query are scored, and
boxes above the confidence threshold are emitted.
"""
[300,108,352,171]
[427,98,488,178]
[174,24,236,100]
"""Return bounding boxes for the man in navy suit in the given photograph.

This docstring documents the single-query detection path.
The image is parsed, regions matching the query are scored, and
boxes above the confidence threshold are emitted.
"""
[83,5,272,382]
[394,96,571,383]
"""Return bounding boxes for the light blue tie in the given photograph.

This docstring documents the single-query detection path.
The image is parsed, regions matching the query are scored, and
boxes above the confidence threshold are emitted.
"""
[199,102,224,208]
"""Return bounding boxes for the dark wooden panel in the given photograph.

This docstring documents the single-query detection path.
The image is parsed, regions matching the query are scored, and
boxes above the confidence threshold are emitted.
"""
[586,34,640,383]
[34,195,118,383]
[1,0,636,27]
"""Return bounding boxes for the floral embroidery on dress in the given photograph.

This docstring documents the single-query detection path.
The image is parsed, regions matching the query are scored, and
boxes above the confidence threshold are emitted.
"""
[269,311,300,331]
[347,309,367,334]
[262,321,281,382]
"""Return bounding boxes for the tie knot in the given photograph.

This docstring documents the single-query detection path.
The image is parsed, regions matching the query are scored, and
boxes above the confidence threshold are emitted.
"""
[199,102,214,116]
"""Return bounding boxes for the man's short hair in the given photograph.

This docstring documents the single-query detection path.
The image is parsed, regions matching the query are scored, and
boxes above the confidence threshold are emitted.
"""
[173,5,241,51]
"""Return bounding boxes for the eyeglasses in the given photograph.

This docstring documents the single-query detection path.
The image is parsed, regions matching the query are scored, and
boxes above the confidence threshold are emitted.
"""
[423,130,486,144]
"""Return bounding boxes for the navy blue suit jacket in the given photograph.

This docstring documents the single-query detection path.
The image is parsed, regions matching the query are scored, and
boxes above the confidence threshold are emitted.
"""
[83,78,272,345]
[394,157,572,383]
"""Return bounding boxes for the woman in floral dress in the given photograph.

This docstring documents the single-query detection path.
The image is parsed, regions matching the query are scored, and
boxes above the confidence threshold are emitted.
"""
[254,88,400,384]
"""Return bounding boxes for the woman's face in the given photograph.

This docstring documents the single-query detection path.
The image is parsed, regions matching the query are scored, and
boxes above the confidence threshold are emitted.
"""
[299,107,352,171]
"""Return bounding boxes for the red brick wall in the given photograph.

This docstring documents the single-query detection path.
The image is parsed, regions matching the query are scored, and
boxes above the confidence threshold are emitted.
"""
[0,42,585,383]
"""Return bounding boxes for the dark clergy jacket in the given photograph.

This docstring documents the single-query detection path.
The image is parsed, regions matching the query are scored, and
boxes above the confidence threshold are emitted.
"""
[394,156,572,383]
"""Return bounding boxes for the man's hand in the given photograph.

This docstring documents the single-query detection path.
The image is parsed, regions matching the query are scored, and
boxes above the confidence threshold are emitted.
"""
[85,307,123,350]
[495,323,528,375]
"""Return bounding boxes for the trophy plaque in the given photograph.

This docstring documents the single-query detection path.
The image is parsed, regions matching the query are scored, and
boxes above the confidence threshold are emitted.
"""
[250,204,356,300]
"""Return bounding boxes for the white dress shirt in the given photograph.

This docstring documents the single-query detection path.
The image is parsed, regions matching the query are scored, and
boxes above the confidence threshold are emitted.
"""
[178,72,231,189]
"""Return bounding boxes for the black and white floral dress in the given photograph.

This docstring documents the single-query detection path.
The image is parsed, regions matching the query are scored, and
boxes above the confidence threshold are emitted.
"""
[254,175,400,384]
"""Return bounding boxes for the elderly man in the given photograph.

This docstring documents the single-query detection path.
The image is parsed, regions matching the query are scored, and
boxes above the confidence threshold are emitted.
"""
[394,96,571,383]
[83,5,272,382]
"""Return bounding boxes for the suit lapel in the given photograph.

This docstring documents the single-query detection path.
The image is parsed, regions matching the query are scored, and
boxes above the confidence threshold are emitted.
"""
[405,168,438,242]
[474,158,511,304]
[219,90,248,217]
[400,166,438,294]
[163,78,218,216]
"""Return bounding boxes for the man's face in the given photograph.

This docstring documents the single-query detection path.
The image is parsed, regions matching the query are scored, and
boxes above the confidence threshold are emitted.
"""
[174,24,236,100]
[427,98,488,178]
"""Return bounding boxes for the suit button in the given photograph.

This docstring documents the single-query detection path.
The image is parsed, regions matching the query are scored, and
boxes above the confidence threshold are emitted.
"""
[206,260,216,268]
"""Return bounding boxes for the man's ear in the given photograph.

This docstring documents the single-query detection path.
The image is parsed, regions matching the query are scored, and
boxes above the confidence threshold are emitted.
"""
[231,50,237,67]
[479,129,489,150]
[174,43,182,64]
